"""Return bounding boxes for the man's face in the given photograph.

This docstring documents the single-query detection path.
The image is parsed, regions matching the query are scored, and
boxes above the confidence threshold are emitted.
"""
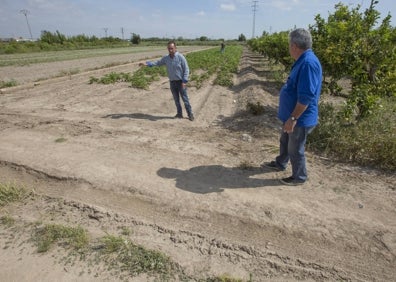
[168,43,176,57]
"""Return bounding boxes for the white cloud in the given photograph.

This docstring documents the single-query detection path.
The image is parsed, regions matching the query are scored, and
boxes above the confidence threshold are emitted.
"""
[220,3,236,11]
[269,0,305,11]
[271,1,294,11]
[197,11,206,16]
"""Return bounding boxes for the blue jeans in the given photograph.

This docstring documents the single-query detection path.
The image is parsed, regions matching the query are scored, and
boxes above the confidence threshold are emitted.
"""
[275,125,315,181]
[170,80,193,116]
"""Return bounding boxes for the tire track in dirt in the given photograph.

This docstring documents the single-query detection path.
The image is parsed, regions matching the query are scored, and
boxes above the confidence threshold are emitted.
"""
[0,171,355,281]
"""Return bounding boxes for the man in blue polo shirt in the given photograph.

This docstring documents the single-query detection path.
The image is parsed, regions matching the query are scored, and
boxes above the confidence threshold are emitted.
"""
[264,28,322,185]
[140,40,194,121]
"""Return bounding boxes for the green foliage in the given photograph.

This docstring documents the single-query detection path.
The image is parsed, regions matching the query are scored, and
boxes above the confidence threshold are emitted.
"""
[119,226,131,236]
[90,66,166,89]
[246,101,265,115]
[128,66,166,89]
[130,33,141,45]
[308,98,396,171]
[129,71,150,89]
[0,31,129,55]
[34,224,89,253]
[238,34,247,42]
[310,0,395,119]
[0,79,17,88]
[40,30,66,44]
[0,36,241,56]
[99,235,175,276]
[247,1,395,170]
[0,182,27,207]
[90,45,243,89]
[248,31,293,70]
[248,1,395,121]
[188,45,242,88]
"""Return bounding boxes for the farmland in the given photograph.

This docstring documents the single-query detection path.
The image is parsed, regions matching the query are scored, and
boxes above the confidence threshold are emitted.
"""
[0,45,395,281]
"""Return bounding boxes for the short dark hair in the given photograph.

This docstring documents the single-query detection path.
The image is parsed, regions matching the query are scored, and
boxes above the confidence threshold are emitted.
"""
[289,28,312,50]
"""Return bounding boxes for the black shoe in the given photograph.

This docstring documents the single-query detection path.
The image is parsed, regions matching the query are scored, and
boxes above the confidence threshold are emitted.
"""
[174,114,183,119]
[262,161,285,171]
[188,114,194,121]
[279,176,305,186]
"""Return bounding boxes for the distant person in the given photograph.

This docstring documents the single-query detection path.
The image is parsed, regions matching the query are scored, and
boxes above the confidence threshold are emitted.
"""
[263,28,322,185]
[220,41,225,53]
[139,40,194,121]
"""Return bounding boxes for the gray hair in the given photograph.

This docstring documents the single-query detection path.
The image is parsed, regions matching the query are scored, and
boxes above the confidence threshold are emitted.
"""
[289,28,312,50]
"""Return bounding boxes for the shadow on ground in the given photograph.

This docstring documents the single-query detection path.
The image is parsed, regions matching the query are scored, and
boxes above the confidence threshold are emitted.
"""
[157,165,281,194]
[102,113,174,121]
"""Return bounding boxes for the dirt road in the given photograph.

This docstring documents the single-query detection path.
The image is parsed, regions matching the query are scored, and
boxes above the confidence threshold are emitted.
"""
[0,46,395,281]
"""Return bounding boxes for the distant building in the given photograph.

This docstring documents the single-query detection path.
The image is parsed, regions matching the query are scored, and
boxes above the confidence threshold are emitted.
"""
[0,37,36,42]
[15,37,35,42]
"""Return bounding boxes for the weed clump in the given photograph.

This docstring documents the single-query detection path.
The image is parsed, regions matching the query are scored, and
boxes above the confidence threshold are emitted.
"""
[33,224,89,253]
[247,101,265,115]
[0,182,27,207]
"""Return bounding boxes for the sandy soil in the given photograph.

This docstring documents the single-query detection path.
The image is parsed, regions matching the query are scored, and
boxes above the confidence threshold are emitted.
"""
[0,46,395,281]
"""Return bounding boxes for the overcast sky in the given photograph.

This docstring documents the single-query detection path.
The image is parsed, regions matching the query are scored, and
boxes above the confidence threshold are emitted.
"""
[1,0,395,40]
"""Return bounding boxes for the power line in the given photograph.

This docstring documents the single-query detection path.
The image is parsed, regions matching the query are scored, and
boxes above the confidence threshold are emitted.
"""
[252,0,258,38]
[20,9,33,39]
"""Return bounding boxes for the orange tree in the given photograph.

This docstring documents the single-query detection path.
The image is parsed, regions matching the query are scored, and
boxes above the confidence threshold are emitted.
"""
[310,0,395,120]
[248,31,293,71]
[247,1,395,170]
[248,0,395,120]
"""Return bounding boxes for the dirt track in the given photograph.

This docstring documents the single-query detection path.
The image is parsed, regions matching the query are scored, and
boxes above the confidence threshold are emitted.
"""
[0,46,395,281]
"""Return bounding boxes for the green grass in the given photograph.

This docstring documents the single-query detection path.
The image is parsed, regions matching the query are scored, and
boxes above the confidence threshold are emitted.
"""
[33,223,89,253]
[0,180,248,281]
[119,226,132,236]
[0,182,27,207]
[30,225,247,280]
[0,79,17,88]
[98,235,176,276]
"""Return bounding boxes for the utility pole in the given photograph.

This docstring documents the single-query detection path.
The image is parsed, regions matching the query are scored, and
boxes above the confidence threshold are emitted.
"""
[20,9,33,40]
[121,27,124,40]
[252,1,258,38]
[103,28,108,37]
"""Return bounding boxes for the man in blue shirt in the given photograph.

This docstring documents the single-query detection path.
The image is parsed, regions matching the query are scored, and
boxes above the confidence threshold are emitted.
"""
[140,40,194,121]
[264,28,322,185]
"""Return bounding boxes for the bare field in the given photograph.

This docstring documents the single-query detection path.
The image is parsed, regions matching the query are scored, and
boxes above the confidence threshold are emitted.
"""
[0,46,395,281]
